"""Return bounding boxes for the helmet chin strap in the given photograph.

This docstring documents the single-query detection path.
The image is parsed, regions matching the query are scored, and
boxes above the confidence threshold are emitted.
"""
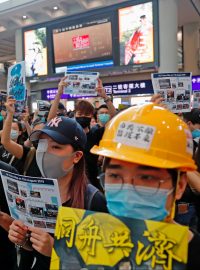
[164,171,180,222]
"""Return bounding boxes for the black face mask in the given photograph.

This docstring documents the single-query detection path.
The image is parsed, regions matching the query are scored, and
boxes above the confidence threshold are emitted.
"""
[57,112,65,117]
[76,117,91,129]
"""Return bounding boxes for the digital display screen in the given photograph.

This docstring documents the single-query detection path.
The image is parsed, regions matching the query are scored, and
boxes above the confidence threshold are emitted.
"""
[53,20,113,65]
[24,27,48,77]
[119,2,154,66]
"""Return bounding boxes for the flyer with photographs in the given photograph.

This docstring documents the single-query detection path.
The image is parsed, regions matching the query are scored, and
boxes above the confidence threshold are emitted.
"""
[50,207,188,270]
[64,71,99,96]
[0,170,61,233]
[151,73,192,113]
[192,91,200,109]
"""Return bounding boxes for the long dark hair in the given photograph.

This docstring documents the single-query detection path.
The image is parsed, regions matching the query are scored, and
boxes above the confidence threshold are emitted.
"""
[68,150,88,209]
[194,140,200,172]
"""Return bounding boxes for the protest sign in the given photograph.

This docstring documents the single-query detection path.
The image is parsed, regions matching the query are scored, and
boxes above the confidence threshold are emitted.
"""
[192,91,200,109]
[151,73,192,113]
[50,207,188,270]
[64,71,99,96]
[7,61,26,101]
[0,170,61,233]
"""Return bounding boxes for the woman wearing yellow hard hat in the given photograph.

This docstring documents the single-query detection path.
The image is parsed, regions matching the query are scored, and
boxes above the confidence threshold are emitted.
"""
[91,103,199,269]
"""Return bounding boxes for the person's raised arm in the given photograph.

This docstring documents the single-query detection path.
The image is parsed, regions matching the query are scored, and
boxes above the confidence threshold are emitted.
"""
[1,97,23,159]
[96,78,117,118]
[22,106,32,136]
[32,109,39,123]
[187,171,200,193]
[47,76,68,121]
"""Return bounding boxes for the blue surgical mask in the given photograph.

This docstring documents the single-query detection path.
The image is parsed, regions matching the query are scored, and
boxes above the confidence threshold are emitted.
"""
[99,113,110,125]
[10,129,19,140]
[41,117,46,123]
[105,184,173,221]
[192,129,200,139]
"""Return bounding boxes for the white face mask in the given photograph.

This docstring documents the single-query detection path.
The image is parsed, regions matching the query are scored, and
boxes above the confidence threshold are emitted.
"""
[10,129,19,140]
[36,139,75,179]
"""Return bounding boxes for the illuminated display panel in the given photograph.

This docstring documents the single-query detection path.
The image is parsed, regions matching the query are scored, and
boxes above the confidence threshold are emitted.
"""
[22,0,158,76]
[52,18,113,68]
[24,27,48,77]
[119,2,154,66]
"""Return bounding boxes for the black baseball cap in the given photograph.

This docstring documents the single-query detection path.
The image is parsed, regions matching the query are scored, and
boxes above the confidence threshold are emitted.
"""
[58,102,65,110]
[30,116,87,149]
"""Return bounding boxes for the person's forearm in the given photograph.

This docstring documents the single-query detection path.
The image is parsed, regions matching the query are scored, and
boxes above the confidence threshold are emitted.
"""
[104,98,117,118]
[32,111,39,123]
[24,121,32,136]
[0,212,14,231]
[1,112,23,158]
[1,112,13,146]
[187,171,200,192]
[47,93,62,121]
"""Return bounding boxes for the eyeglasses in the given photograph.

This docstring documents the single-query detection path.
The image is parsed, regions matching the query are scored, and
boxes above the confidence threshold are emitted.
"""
[104,172,172,195]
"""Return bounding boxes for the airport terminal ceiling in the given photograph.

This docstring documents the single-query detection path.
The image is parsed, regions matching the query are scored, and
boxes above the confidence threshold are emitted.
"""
[0,0,199,64]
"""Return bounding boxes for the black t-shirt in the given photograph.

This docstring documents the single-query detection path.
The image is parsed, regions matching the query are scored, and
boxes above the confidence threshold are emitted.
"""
[0,161,19,270]
[0,145,13,163]
[187,231,200,269]
[84,126,105,190]
[0,145,41,177]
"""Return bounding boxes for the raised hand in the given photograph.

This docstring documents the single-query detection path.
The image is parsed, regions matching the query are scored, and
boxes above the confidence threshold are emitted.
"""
[58,76,69,95]
[5,96,16,114]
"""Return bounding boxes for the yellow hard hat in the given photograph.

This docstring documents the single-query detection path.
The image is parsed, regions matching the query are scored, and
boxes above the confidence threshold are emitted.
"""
[91,103,196,171]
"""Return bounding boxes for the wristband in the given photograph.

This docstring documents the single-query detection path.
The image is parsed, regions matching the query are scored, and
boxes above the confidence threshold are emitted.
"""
[15,232,31,249]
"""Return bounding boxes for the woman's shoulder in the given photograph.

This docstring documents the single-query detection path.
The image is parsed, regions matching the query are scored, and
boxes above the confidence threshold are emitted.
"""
[85,184,108,213]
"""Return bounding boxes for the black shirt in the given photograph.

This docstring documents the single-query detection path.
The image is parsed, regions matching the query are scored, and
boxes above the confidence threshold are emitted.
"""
[0,145,13,163]
[0,161,19,270]
[187,231,200,269]
[84,125,105,190]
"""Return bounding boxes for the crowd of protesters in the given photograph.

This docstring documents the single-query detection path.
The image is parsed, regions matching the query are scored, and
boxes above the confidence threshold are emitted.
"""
[0,78,200,269]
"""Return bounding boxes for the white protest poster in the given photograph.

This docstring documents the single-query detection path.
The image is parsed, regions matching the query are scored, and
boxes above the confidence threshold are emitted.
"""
[7,61,26,101]
[0,170,61,233]
[192,91,200,109]
[151,73,192,113]
[64,71,99,96]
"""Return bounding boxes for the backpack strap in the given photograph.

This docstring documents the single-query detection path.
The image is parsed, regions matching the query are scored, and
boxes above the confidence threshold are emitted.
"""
[23,147,36,176]
[85,184,99,210]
